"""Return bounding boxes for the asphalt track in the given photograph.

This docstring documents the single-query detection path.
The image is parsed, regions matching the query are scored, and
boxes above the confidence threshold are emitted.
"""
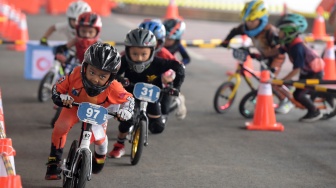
[1,12,336,188]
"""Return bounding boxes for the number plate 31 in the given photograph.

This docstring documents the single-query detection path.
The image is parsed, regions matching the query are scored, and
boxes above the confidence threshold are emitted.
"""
[133,83,161,103]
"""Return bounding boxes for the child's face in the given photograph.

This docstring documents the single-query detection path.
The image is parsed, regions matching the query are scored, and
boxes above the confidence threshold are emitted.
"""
[85,64,110,87]
[245,19,260,30]
[164,38,175,47]
[78,26,97,38]
[69,18,76,28]
[129,47,151,62]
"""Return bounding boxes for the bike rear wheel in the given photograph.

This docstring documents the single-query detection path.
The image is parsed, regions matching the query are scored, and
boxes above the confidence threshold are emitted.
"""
[38,71,55,102]
[130,120,146,165]
[315,94,336,120]
[63,140,78,188]
[213,82,236,114]
[239,90,281,118]
[71,149,90,188]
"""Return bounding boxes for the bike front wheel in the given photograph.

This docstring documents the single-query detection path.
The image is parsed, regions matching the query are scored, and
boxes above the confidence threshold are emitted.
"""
[130,120,146,165]
[213,82,237,113]
[71,149,90,188]
[38,71,56,102]
[63,140,78,188]
[239,90,281,118]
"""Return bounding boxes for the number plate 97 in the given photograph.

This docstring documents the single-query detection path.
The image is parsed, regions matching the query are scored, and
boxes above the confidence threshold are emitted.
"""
[77,102,108,125]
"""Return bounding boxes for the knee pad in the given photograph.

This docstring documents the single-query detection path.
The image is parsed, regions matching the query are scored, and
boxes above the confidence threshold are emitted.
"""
[148,117,165,134]
[119,120,133,133]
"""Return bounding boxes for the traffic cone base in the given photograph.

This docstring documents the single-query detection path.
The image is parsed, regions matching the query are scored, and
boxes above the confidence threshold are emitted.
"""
[0,176,22,188]
[246,121,284,131]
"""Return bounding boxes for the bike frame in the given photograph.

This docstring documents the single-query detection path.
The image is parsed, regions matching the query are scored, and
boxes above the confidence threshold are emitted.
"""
[131,100,149,146]
[225,62,260,101]
[61,122,93,181]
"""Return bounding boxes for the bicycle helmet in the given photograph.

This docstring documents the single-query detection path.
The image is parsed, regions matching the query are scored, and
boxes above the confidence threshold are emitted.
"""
[124,28,157,73]
[75,12,102,62]
[66,1,92,19]
[240,0,268,37]
[66,1,91,29]
[163,18,186,40]
[81,42,121,97]
[139,19,166,53]
[276,13,308,45]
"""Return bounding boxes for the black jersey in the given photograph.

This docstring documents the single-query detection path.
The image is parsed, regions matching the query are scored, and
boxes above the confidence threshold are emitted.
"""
[117,56,185,92]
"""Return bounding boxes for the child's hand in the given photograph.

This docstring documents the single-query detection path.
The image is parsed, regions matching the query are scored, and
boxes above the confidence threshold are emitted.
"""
[60,94,74,108]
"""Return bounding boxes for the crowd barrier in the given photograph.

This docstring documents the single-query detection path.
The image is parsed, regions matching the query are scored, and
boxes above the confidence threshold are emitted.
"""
[0,88,22,188]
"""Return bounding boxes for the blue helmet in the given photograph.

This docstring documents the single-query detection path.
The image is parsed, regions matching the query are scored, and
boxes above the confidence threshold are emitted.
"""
[163,18,186,40]
[139,19,166,52]
[241,0,269,37]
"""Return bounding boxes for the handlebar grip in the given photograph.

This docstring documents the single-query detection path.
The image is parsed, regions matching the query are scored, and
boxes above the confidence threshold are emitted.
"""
[72,102,80,106]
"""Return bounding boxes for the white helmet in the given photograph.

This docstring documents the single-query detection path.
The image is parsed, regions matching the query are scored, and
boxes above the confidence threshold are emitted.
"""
[66,1,92,19]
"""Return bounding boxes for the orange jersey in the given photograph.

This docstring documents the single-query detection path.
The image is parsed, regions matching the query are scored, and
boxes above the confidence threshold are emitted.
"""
[54,66,133,108]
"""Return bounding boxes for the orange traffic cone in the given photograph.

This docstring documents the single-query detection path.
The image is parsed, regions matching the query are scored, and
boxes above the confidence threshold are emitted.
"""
[8,11,28,51]
[0,176,22,188]
[0,138,16,176]
[164,0,182,19]
[323,36,336,80]
[312,6,327,40]
[0,1,9,37]
[246,70,284,131]
[2,4,15,40]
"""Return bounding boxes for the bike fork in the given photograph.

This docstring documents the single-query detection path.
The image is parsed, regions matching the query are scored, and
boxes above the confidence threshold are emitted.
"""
[140,101,149,147]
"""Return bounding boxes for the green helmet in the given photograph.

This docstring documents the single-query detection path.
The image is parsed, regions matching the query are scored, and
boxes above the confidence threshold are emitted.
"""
[276,13,308,44]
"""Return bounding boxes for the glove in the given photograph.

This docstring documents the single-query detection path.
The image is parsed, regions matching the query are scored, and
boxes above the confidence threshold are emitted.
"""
[59,94,74,108]
[54,44,68,54]
[120,77,130,87]
[249,53,263,61]
[40,37,48,46]
[220,40,230,48]
[60,94,73,101]
[278,47,286,54]
[164,87,179,96]
[117,109,132,121]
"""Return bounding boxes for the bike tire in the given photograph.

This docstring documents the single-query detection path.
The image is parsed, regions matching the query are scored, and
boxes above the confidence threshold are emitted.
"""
[239,90,281,119]
[63,140,79,188]
[38,71,55,102]
[320,96,336,120]
[213,82,236,114]
[239,90,258,118]
[130,120,146,165]
[72,149,90,188]
[51,107,62,128]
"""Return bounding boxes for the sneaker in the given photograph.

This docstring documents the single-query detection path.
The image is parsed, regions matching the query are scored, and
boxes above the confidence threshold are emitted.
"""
[275,98,294,114]
[175,94,187,120]
[92,153,106,174]
[45,157,61,180]
[108,143,125,158]
[299,110,323,122]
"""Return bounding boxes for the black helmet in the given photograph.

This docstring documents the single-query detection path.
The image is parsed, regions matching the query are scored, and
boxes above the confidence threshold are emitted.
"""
[124,28,157,73]
[81,42,121,97]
